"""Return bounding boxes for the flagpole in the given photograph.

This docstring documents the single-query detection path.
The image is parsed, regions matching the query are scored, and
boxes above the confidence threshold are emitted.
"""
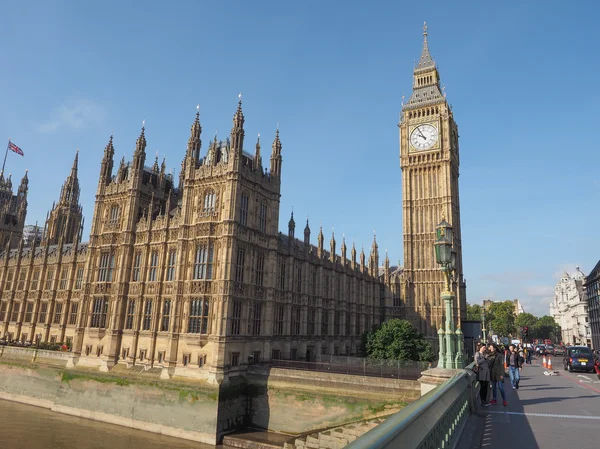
[2,138,9,175]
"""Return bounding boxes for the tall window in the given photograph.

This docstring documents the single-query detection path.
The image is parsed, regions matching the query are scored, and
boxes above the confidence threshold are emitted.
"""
[166,250,176,281]
[194,245,214,280]
[307,307,316,336]
[321,308,329,335]
[45,270,54,290]
[188,298,209,334]
[334,311,340,336]
[132,252,141,281]
[31,270,40,290]
[240,194,249,226]
[231,300,242,335]
[345,312,352,336]
[75,268,84,289]
[142,300,153,331]
[291,306,301,336]
[5,270,14,290]
[53,303,63,324]
[69,302,79,325]
[296,266,302,293]
[203,191,216,213]
[259,202,267,232]
[109,205,120,224]
[98,253,115,282]
[274,304,284,336]
[279,261,285,290]
[249,301,262,335]
[235,248,245,283]
[90,298,108,328]
[11,302,20,322]
[148,251,158,281]
[24,302,33,323]
[0,302,6,321]
[59,268,69,290]
[161,299,171,332]
[255,253,265,286]
[311,269,317,295]
[125,300,135,330]
[324,275,329,298]
[17,270,26,290]
[39,303,48,323]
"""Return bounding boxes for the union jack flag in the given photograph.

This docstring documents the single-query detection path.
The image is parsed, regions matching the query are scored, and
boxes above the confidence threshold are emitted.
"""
[8,140,23,156]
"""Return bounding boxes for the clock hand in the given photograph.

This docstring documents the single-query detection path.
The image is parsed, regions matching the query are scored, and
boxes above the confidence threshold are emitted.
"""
[417,129,426,139]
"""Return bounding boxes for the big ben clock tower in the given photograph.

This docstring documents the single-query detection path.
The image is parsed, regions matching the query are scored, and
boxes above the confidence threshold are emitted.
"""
[399,23,466,337]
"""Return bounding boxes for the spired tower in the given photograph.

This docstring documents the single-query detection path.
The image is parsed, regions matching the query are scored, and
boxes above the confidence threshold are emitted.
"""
[399,23,466,337]
[43,151,83,245]
[0,171,28,249]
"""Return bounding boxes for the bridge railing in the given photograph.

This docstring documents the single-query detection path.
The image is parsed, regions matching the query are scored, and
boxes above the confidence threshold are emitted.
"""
[345,363,479,449]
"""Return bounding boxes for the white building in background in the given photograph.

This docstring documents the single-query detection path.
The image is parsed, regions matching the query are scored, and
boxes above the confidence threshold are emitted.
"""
[22,224,42,246]
[513,299,524,316]
[550,267,591,346]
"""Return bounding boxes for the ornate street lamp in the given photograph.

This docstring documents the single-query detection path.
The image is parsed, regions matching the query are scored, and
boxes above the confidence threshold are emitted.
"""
[434,214,464,369]
[481,309,487,343]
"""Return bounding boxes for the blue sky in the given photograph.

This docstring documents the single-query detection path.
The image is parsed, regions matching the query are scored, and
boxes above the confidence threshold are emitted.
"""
[1,1,598,317]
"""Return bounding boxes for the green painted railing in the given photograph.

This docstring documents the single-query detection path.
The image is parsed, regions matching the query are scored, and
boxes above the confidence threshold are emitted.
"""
[345,363,478,449]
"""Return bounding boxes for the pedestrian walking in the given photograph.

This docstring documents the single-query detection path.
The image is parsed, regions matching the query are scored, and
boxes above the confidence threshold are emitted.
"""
[507,344,523,390]
[475,345,491,407]
[488,344,508,406]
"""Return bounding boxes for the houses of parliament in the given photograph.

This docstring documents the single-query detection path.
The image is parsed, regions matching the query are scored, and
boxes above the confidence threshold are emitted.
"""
[0,26,465,384]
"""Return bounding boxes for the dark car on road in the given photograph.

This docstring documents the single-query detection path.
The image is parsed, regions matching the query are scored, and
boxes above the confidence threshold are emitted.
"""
[563,346,595,373]
[553,346,565,356]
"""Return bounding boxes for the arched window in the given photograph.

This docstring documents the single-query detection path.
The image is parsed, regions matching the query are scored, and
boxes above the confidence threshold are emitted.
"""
[203,191,216,213]
[109,205,120,224]
[194,244,214,280]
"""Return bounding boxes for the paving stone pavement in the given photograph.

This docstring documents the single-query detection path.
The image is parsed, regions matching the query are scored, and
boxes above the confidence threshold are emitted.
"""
[457,360,600,449]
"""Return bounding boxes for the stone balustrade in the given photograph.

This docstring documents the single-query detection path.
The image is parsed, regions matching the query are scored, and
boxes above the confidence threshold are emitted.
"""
[345,363,478,449]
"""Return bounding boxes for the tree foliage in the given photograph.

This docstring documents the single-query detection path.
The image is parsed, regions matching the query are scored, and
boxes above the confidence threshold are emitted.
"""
[466,303,483,321]
[488,300,516,337]
[534,315,562,342]
[515,312,538,330]
[365,319,435,362]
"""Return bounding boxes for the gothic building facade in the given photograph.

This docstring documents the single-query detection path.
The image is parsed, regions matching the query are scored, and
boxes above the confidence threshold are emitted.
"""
[0,100,407,384]
[0,26,465,383]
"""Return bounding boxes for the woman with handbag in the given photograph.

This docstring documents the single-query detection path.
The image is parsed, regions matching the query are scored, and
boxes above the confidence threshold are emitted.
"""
[475,345,491,407]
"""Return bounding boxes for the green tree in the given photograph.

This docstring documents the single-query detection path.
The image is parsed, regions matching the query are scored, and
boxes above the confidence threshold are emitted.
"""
[534,315,561,342]
[466,303,483,321]
[515,312,538,331]
[488,300,516,337]
[365,319,434,362]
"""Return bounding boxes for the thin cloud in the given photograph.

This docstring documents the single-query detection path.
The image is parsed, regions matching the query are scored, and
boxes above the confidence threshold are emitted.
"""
[479,270,537,283]
[37,98,106,133]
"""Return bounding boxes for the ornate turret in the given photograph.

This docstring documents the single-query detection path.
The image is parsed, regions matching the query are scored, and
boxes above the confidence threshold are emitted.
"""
[360,246,366,271]
[255,134,262,170]
[187,107,202,163]
[330,230,336,263]
[99,134,115,185]
[288,210,295,245]
[317,225,324,258]
[304,218,310,247]
[351,241,357,269]
[341,236,347,265]
[18,170,28,198]
[384,250,390,282]
[44,151,83,245]
[231,96,245,155]
[270,129,282,176]
[132,124,147,172]
[370,233,379,276]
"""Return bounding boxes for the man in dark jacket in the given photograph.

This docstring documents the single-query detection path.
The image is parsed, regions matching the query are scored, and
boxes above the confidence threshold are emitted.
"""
[488,344,507,406]
[507,344,523,390]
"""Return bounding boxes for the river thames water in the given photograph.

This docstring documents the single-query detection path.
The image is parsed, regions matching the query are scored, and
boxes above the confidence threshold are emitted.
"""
[0,400,216,449]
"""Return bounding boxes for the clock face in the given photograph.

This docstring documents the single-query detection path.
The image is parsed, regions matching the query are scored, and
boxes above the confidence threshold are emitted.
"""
[410,124,439,151]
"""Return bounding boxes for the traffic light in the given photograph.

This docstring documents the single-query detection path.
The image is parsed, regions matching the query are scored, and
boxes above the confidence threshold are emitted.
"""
[524,326,529,337]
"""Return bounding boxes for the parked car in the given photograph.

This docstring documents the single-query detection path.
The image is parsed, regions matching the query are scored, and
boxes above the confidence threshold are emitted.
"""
[546,345,554,355]
[535,345,546,356]
[553,346,566,356]
[563,346,595,373]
